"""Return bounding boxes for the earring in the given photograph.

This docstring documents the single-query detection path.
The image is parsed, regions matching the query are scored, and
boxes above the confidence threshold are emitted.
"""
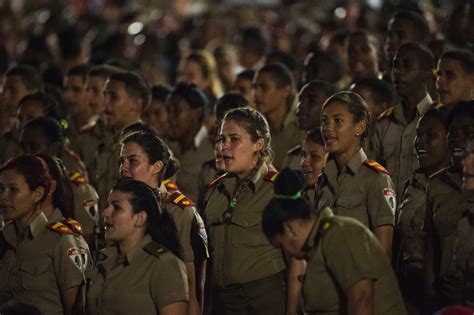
[356,133,360,136]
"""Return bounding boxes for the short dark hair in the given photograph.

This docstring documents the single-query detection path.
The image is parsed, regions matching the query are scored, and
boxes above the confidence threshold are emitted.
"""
[303,51,343,84]
[305,129,324,146]
[257,63,295,89]
[6,65,43,91]
[108,72,150,110]
[67,64,90,83]
[236,69,256,82]
[88,64,123,79]
[446,100,474,129]
[240,27,268,58]
[18,91,61,119]
[266,51,297,72]
[170,82,210,115]
[441,49,474,75]
[214,93,249,121]
[391,10,430,42]
[351,78,395,107]
[151,85,172,103]
[397,41,434,72]
[23,116,65,145]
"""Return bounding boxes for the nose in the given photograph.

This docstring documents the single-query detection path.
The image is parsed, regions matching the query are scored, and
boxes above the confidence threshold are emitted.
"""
[301,153,311,166]
[103,204,112,219]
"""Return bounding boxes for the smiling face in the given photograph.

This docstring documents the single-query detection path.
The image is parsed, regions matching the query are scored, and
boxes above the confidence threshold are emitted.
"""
[301,140,327,188]
[0,169,40,222]
[103,190,144,242]
[436,58,474,107]
[462,138,474,191]
[119,141,162,188]
[217,120,262,179]
[321,100,364,157]
[414,114,449,175]
[447,112,474,169]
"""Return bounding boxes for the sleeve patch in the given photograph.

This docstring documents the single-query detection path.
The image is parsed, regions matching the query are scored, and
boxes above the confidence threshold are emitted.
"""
[263,171,279,183]
[67,246,88,272]
[162,179,179,191]
[383,188,396,215]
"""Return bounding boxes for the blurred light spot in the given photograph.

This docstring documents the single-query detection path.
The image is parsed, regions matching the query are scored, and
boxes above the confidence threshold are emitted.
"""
[128,22,144,35]
[134,34,146,46]
[334,7,346,19]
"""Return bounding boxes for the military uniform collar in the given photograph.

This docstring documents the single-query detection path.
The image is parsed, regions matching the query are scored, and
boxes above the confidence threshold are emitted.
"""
[326,148,367,177]
[126,235,153,264]
[194,125,208,149]
[393,93,432,124]
[223,162,269,194]
[303,207,334,252]
[48,208,63,223]
[28,211,50,239]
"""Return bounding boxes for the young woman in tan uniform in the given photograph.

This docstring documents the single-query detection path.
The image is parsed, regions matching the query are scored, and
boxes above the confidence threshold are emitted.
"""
[316,91,395,255]
[204,107,286,314]
[119,131,208,315]
[87,180,188,314]
[0,155,91,314]
[263,169,406,315]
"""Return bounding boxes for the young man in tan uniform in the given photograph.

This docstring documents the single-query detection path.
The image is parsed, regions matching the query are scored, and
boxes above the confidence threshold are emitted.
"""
[370,42,434,200]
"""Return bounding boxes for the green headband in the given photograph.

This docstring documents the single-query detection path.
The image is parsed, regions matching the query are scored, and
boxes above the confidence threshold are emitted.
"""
[274,191,302,200]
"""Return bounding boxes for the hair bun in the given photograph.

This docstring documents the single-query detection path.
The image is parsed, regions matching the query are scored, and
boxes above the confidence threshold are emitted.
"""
[274,168,306,196]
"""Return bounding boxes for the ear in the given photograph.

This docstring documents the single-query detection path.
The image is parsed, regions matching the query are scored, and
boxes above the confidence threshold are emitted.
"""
[355,119,367,137]
[281,84,292,100]
[151,160,164,177]
[192,107,204,122]
[253,138,264,153]
[32,186,46,204]
[134,210,148,228]
[283,221,298,238]
[130,97,143,115]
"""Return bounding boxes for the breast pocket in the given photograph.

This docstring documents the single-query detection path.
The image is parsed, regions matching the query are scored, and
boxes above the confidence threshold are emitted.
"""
[231,208,268,247]
[20,259,52,290]
[335,196,368,225]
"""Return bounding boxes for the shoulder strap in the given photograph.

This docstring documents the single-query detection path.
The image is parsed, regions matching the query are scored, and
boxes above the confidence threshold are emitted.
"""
[287,145,302,155]
[432,101,445,110]
[162,179,179,191]
[377,106,396,121]
[69,171,88,186]
[48,221,74,235]
[143,241,169,258]
[208,173,228,188]
[62,218,84,235]
[169,191,195,209]
[263,171,278,183]
[363,160,390,174]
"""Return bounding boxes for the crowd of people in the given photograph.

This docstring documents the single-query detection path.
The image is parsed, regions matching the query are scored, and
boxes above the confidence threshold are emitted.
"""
[0,0,473,314]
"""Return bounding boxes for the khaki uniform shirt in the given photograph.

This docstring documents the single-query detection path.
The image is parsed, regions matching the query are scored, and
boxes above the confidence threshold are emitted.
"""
[396,170,427,272]
[61,147,89,180]
[87,235,189,314]
[92,132,121,212]
[158,184,208,263]
[302,207,406,315]
[0,129,21,165]
[425,167,467,302]
[197,159,220,211]
[168,125,214,202]
[203,163,286,288]
[369,94,432,200]
[316,149,396,229]
[0,209,91,315]
[282,144,303,171]
[271,100,304,170]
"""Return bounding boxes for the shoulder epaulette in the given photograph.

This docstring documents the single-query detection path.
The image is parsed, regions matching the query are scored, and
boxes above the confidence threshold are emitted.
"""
[377,106,396,120]
[363,160,389,174]
[169,191,195,209]
[143,241,169,258]
[431,101,445,110]
[287,145,302,155]
[162,179,179,191]
[319,217,335,235]
[79,120,97,133]
[69,171,88,186]
[208,173,228,188]
[62,218,84,235]
[263,171,278,183]
[64,147,82,162]
[48,221,74,235]
[428,166,450,180]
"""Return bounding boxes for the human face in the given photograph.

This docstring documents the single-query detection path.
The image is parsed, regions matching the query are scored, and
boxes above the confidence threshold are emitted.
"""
[142,99,169,138]
[392,47,426,98]
[17,100,45,130]
[179,60,210,91]
[301,140,327,188]
[64,75,89,117]
[166,95,201,141]
[347,34,379,81]
[414,115,449,175]
[351,86,386,123]
[0,170,40,222]
[1,75,31,117]
[120,141,161,187]
[253,72,289,115]
[86,75,107,115]
[296,83,329,130]
[103,190,142,242]
[217,120,262,179]
[436,58,474,107]
[384,17,417,63]
[271,224,306,259]
[232,76,255,108]
[20,127,53,155]
[462,139,474,191]
[103,80,137,131]
[321,101,363,157]
[447,113,474,169]
[214,141,225,171]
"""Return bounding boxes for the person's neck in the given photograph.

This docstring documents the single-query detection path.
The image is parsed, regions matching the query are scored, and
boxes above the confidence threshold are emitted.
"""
[335,146,360,171]
[236,163,257,181]
[267,101,290,131]
[41,201,56,218]
[15,207,42,239]
[400,89,426,123]
[178,124,201,154]
[118,232,145,257]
